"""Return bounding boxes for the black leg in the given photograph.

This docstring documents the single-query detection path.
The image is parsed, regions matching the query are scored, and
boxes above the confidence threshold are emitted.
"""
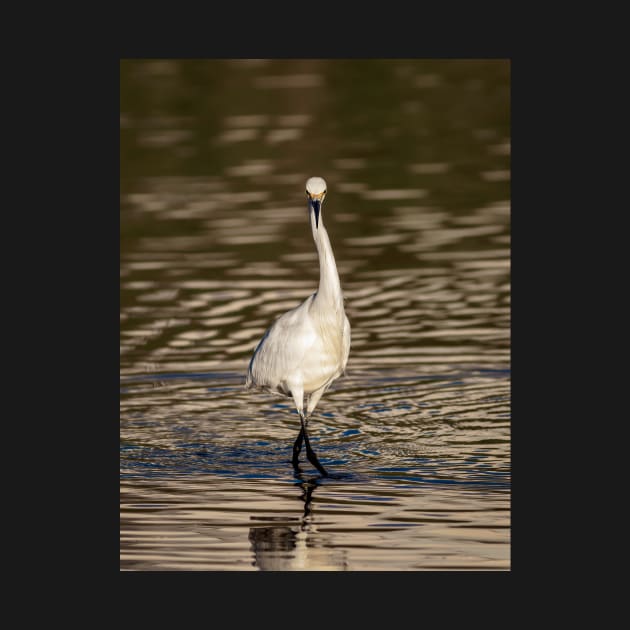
[292,426,304,466]
[301,415,328,476]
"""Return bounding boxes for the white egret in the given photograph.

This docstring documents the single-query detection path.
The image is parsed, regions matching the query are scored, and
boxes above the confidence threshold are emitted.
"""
[245,177,351,476]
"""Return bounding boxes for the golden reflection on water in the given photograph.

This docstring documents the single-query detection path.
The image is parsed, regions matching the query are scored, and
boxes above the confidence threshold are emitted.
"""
[121,475,509,571]
[120,58,510,570]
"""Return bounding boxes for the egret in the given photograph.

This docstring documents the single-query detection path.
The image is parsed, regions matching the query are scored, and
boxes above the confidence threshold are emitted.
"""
[245,177,351,476]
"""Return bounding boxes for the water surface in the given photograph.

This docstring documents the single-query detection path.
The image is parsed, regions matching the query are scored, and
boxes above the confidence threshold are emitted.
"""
[120,59,510,570]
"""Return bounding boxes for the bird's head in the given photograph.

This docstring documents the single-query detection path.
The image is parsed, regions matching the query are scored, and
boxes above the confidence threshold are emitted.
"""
[306,176,327,229]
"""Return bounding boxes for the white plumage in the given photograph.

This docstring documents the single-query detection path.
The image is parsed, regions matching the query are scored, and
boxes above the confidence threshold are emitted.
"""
[246,177,350,475]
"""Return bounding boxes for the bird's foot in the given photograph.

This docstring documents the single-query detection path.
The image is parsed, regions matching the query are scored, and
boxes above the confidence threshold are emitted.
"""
[306,448,328,476]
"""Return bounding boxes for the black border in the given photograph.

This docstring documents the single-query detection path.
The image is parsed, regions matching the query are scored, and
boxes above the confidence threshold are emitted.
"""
[33,27,573,607]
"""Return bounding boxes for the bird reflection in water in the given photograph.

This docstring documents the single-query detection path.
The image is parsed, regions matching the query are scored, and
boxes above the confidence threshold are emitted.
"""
[248,472,348,571]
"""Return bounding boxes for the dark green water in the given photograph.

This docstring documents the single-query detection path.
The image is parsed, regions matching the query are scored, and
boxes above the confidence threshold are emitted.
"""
[120,59,510,570]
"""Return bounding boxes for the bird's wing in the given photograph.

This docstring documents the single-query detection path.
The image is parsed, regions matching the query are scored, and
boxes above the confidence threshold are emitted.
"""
[247,297,318,389]
[341,314,351,375]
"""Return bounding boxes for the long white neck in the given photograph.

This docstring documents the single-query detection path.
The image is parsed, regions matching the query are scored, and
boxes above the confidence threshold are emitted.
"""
[310,210,343,313]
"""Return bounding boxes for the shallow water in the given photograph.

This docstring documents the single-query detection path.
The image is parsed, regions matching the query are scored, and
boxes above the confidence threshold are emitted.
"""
[120,59,510,570]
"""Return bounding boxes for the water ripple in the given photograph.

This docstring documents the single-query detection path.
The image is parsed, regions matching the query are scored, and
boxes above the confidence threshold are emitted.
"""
[121,58,510,571]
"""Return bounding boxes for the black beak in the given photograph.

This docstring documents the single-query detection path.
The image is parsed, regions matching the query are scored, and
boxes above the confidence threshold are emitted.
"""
[311,199,321,229]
